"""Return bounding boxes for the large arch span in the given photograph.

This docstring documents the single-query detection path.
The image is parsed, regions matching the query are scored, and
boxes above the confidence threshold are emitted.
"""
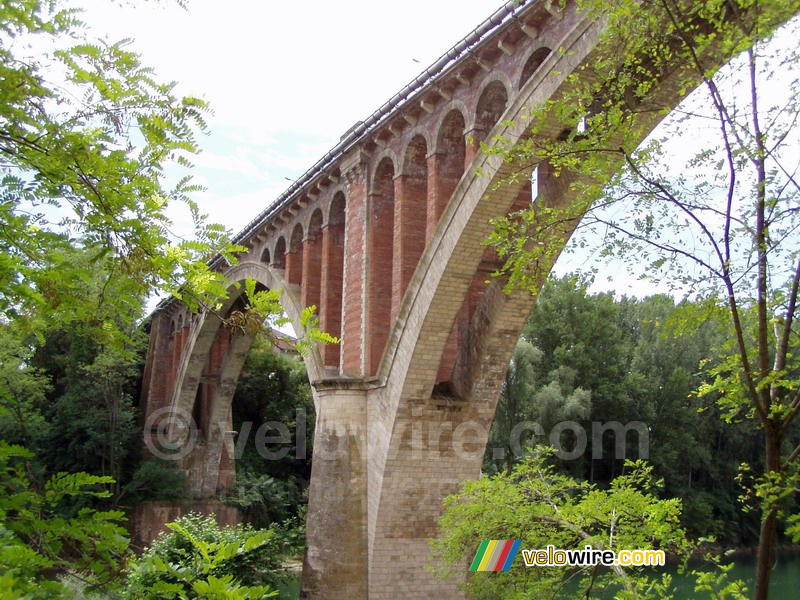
[137,0,800,597]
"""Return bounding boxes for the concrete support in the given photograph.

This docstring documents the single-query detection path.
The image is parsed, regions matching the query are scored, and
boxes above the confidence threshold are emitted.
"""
[365,395,488,599]
[302,383,369,599]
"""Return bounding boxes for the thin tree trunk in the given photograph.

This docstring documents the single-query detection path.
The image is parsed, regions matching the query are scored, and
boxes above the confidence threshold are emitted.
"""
[754,427,781,600]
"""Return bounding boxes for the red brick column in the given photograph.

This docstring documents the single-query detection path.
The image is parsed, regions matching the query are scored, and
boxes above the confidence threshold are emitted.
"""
[425,153,449,243]
[285,248,303,285]
[301,234,322,311]
[342,167,367,375]
[320,220,344,368]
[366,188,394,375]
[391,173,426,323]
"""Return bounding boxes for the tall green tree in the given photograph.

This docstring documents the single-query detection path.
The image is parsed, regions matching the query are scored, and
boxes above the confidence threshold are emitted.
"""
[485,335,591,476]
[486,2,800,596]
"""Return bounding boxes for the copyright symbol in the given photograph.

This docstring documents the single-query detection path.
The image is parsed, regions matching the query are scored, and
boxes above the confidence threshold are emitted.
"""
[144,406,197,461]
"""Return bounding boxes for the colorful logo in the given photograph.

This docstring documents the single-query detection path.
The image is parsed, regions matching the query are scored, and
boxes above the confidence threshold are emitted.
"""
[469,540,522,572]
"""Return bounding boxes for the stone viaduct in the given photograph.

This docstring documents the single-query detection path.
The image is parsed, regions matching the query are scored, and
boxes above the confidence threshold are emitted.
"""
[137,0,780,597]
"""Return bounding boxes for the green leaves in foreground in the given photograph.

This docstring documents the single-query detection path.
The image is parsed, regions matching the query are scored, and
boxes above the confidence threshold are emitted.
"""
[0,442,129,598]
[123,513,284,599]
[224,278,339,356]
[431,449,687,599]
[0,0,239,343]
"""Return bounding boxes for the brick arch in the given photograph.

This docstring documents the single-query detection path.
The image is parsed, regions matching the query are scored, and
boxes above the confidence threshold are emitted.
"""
[363,9,729,587]
[301,209,324,316]
[472,76,510,145]
[368,150,399,194]
[326,189,346,226]
[518,46,552,90]
[166,261,324,495]
[322,185,347,224]
[365,17,606,583]
[398,127,432,175]
[308,208,323,238]
[287,223,304,285]
[367,157,395,375]
[431,100,468,151]
[402,134,427,177]
[272,236,287,269]
[260,246,271,263]
[320,192,346,367]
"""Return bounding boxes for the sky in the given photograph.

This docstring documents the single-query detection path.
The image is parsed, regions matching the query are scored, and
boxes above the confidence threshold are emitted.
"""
[79,0,503,233]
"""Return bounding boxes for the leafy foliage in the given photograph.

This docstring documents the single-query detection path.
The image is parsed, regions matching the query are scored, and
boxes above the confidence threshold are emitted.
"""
[228,341,314,530]
[123,513,287,599]
[120,459,189,504]
[433,449,687,599]
[0,0,243,344]
[0,328,51,449]
[0,442,129,598]
[484,277,771,543]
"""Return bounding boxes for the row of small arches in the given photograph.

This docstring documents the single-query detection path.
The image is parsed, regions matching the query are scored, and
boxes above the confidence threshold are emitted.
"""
[254,45,552,372]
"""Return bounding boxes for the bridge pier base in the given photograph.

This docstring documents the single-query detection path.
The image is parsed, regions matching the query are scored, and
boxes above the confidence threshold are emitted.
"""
[302,382,369,599]
[301,382,491,599]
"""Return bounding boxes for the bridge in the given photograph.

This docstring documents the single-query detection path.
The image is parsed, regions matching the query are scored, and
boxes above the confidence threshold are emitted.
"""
[137,0,774,597]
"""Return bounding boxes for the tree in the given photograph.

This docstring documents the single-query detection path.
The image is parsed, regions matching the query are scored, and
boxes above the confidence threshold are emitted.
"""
[227,339,315,529]
[486,1,800,596]
[485,334,592,477]
[485,339,544,475]
[0,327,51,450]
[0,0,240,345]
[484,277,765,542]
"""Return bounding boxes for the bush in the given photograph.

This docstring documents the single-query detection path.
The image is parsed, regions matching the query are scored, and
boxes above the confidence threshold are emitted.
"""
[120,459,188,504]
[123,513,292,599]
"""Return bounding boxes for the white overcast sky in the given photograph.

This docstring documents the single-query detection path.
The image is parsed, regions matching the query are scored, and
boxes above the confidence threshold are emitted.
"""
[79,0,501,231]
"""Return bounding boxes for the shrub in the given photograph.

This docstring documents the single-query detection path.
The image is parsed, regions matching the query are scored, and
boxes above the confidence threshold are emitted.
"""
[123,513,292,599]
